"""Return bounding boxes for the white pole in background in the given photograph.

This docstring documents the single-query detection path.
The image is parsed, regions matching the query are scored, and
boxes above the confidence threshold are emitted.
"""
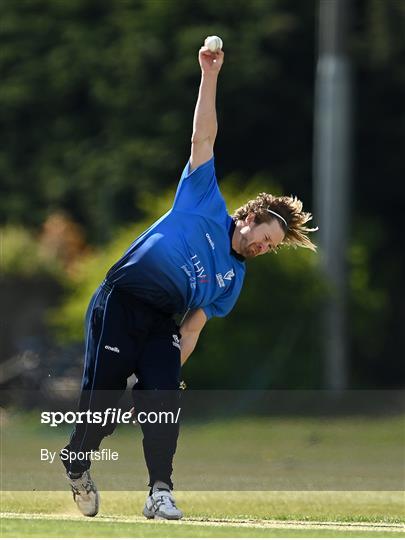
[313,0,352,390]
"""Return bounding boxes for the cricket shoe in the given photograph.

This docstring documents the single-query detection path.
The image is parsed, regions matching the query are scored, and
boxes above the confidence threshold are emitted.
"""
[143,489,183,520]
[67,470,100,517]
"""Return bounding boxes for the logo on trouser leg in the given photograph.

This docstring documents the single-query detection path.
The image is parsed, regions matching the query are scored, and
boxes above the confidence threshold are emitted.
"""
[172,335,181,350]
[104,345,120,353]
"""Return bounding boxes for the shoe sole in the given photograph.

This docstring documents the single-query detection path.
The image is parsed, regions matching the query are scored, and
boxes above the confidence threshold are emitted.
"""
[143,508,182,520]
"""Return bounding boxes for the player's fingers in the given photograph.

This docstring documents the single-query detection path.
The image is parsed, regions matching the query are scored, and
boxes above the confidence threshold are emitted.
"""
[199,46,213,56]
[199,46,217,58]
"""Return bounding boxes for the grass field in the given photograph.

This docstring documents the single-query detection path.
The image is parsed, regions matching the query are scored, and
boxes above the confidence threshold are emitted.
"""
[1,412,404,536]
[2,412,404,491]
[1,491,404,537]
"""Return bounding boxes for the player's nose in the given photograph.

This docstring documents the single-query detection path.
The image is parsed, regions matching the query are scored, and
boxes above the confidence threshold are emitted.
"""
[256,243,266,255]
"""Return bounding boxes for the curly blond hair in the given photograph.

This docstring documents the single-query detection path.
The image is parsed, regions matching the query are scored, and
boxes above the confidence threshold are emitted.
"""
[233,193,318,252]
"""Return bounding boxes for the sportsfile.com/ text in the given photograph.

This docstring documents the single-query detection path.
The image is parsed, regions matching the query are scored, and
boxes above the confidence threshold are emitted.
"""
[40,408,181,428]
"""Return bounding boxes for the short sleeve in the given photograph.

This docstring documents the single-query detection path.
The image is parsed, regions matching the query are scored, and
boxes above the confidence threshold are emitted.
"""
[202,288,241,320]
[172,156,226,218]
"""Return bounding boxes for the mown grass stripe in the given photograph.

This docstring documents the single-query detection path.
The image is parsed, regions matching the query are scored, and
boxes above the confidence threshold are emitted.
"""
[1,512,404,533]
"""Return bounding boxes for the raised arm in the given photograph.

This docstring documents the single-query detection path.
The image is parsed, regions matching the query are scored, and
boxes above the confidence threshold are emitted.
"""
[179,308,207,365]
[189,46,224,172]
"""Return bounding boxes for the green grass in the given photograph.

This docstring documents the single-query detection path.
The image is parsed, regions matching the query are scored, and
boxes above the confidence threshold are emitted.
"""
[1,412,404,536]
[2,518,404,538]
[1,491,404,538]
[2,412,404,491]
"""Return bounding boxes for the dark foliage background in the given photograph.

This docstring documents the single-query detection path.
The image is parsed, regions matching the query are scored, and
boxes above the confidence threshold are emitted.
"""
[1,0,404,390]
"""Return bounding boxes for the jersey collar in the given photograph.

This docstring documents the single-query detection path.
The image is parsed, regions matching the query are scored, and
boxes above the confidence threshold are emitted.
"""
[228,219,246,262]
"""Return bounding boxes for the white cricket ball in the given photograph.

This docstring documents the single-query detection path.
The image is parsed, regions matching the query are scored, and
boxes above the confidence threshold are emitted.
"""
[204,35,223,52]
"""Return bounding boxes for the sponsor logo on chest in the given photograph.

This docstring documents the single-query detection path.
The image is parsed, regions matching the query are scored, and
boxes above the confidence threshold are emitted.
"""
[181,264,196,289]
[216,268,235,288]
[224,269,235,281]
[205,233,215,250]
[190,254,208,283]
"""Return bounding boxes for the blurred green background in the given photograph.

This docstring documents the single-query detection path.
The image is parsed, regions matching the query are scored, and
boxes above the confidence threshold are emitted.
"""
[1,0,404,391]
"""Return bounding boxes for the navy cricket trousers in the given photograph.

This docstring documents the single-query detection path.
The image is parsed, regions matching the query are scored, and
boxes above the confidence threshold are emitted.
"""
[61,280,182,490]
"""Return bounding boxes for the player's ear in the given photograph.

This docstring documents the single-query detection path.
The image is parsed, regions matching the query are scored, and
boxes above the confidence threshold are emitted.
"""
[246,213,256,225]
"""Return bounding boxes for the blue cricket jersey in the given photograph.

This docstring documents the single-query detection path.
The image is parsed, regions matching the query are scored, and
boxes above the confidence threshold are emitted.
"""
[106,157,246,319]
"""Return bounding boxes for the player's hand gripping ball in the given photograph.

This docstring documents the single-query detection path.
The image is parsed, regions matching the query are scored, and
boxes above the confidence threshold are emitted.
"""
[204,35,223,53]
[199,36,224,74]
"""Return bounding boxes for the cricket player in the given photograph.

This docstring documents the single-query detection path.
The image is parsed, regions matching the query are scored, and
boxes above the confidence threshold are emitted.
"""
[61,42,317,520]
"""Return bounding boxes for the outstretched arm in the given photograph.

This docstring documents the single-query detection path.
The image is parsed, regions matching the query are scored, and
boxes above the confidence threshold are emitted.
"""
[189,47,224,172]
[179,308,207,365]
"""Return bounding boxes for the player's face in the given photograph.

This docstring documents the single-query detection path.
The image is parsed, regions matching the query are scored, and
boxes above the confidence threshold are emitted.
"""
[238,216,285,258]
